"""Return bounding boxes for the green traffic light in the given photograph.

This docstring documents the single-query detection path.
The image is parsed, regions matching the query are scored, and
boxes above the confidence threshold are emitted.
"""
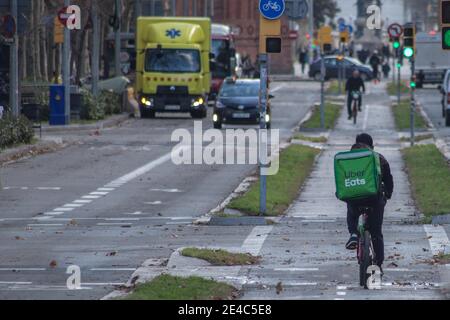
[403,47,414,58]
[410,81,416,88]
[397,63,402,69]
[393,41,400,49]
[444,29,450,47]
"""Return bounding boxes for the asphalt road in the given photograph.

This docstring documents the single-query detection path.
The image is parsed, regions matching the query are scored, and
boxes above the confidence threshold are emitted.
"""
[0,81,319,300]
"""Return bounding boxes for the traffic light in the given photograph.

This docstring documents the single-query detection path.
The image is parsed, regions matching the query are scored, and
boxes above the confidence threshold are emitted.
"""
[410,75,417,89]
[340,30,350,44]
[266,37,282,53]
[441,0,450,49]
[403,23,416,58]
[318,26,333,54]
[393,37,401,49]
[443,27,450,49]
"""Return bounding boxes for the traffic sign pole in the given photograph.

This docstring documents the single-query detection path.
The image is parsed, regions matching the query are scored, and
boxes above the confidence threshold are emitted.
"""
[410,58,415,147]
[9,0,19,118]
[320,49,325,129]
[63,0,71,124]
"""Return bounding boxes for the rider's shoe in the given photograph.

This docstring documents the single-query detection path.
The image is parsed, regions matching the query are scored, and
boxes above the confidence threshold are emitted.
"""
[346,234,358,250]
[348,115,352,120]
[358,107,362,112]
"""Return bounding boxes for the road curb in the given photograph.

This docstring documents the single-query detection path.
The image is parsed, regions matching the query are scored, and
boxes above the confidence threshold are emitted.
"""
[0,138,66,167]
[40,114,130,133]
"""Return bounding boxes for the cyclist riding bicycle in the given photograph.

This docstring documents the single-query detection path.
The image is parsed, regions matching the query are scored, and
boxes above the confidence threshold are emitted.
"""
[345,70,366,120]
[345,134,394,272]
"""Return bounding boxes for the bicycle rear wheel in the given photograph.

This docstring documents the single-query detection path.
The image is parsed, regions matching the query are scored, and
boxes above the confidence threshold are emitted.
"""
[359,231,372,288]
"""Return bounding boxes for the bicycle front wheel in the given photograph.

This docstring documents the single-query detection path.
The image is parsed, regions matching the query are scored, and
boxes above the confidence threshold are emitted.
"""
[359,231,372,288]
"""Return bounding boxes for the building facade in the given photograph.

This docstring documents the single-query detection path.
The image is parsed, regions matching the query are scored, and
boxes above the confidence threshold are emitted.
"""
[142,0,294,74]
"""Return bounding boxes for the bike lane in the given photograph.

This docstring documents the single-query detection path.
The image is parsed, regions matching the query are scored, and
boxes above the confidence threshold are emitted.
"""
[239,82,447,300]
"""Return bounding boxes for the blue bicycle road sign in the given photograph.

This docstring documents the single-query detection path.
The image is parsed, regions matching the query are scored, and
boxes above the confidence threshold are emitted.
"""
[259,0,285,20]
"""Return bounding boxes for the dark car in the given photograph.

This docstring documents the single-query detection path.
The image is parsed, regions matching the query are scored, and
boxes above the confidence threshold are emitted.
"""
[309,56,373,81]
[213,78,271,129]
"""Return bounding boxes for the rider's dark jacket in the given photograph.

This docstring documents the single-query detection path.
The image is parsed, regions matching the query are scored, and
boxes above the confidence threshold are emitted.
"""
[351,143,394,200]
[345,77,366,94]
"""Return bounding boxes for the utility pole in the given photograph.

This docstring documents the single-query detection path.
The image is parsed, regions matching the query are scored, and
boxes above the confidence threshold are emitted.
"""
[183,0,189,16]
[410,58,416,146]
[63,0,71,124]
[92,2,100,97]
[172,0,177,16]
[259,53,268,216]
[308,0,314,65]
[115,0,122,77]
[9,0,19,118]
[320,49,325,129]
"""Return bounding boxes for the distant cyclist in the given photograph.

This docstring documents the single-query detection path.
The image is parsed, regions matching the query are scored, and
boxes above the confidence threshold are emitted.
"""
[345,134,394,273]
[345,70,366,120]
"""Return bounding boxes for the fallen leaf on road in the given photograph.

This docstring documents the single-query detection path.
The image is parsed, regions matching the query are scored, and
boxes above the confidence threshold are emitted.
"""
[276,282,283,295]
[171,233,178,238]
[388,262,399,268]
[68,219,78,226]
[15,236,24,240]
[282,238,290,242]
[49,260,57,268]
[422,248,429,252]
[106,251,117,257]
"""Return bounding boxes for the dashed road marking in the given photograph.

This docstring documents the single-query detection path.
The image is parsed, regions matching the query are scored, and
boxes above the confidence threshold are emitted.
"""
[0,268,46,271]
[27,224,64,227]
[424,225,450,256]
[90,268,137,272]
[150,189,182,193]
[273,268,319,272]
[241,226,273,256]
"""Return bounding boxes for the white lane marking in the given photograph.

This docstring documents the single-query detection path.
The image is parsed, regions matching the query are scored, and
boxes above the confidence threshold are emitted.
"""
[90,268,137,272]
[54,207,74,212]
[97,223,133,226]
[0,268,46,271]
[302,220,336,223]
[0,281,33,285]
[2,187,61,191]
[384,268,410,272]
[337,292,347,296]
[424,225,450,256]
[270,84,286,93]
[166,222,192,225]
[90,192,109,196]
[107,149,181,187]
[145,201,162,205]
[337,285,347,290]
[334,298,345,301]
[44,212,64,216]
[27,224,63,227]
[97,188,115,192]
[64,204,84,208]
[73,200,92,204]
[363,104,370,131]
[36,187,61,191]
[273,268,319,272]
[241,226,273,256]
[150,189,182,193]
[125,211,143,216]
[105,218,140,221]
[82,195,101,199]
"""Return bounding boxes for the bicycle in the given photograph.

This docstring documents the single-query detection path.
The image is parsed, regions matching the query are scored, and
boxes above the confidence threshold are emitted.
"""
[263,1,282,12]
[350,90,361,125]
[357,207,381,289]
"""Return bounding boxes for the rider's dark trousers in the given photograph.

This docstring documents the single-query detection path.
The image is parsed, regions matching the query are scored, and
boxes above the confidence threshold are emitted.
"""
[347,197,387,266]
[347,93,362,116]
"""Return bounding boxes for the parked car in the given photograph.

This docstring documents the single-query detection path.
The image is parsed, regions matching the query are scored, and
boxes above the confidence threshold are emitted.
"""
[438,69,450,126]
[213,78,272,129]
[309,56,373,82]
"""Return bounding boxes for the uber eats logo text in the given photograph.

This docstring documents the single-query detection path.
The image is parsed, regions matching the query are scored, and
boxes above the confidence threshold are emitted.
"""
[344,170,366,187]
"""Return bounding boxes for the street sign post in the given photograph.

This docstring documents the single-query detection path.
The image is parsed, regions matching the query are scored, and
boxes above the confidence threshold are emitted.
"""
[284,0,308,19]
[258,0,283,215]
[388,23,403,38]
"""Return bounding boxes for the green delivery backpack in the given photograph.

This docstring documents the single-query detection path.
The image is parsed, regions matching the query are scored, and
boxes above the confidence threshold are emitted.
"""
[334,149,382,202]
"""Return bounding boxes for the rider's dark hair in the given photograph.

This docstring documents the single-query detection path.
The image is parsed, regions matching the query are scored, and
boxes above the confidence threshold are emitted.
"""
[356,133,374,149]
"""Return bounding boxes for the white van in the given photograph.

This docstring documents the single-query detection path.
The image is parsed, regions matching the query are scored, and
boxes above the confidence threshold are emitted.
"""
[439,69,450,126]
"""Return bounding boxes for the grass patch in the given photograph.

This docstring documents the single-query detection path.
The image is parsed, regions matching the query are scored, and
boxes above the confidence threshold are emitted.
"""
[402,144,450,222]
[227,144,320,216]
[124,274,238,300]
[392,100,427,130]
[399,134,434,143]
[293,134,328,143]
[301,103,341,130]
[326,80,341,95]
[387,81,410,96]
[181,248,260,266]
